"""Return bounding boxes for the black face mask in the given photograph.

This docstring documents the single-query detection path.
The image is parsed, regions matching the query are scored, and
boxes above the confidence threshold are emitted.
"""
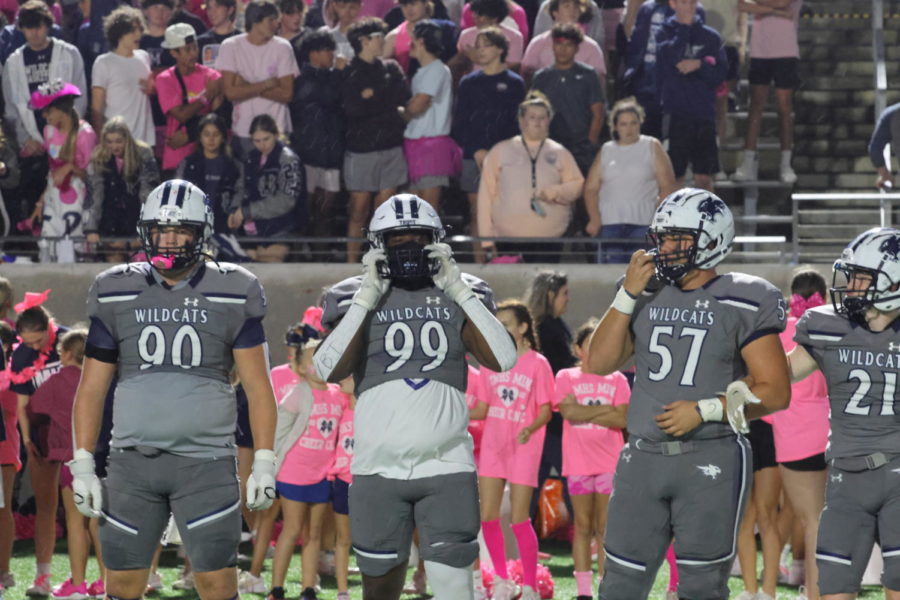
[385,240,436,281]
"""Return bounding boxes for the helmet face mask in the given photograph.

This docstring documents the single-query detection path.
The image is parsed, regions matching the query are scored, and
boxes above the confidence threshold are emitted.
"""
[367,194,445,281]
[831,228,900,326]
[138,180,213,273]
[648,189,734,285]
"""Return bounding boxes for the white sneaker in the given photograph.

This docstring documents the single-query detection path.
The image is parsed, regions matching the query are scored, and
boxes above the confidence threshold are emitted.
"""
[172,571,195,591]
[780,164,797,184]
[519,585,540,600]
[796,585,809,600]
[714,170,728,182]
[732,152,758,182]
[238,571,267,595]
[756,591,776,600]
[491,577,520,600]
[733,592,755,600]
[473,584,488,600]
[145,572,163,595]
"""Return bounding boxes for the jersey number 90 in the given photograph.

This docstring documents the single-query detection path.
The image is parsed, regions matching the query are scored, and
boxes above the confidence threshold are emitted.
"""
[138,324,203,370]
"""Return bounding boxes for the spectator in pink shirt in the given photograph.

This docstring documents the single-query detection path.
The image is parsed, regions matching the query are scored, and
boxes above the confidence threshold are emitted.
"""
[452,0,522,77]
[521,0,605,84]
[460,0,528,40]
[156,23,223,175]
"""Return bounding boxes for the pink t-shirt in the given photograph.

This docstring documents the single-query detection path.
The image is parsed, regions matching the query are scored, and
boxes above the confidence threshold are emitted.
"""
[465,364,484,465]
[44,121,96,171]
[771,317,830,462]
[457,24,524,67]
[271,363,302,402]
[749,0,801,59]
[330,406,354,483]
[554,367,629,476]
[278,384,349,485]
[461,1,529,41]
[215,33,299,136]
[521,30,606,78]
[477,350,554,486]
[156,64,222,170]
[389,21,412,73]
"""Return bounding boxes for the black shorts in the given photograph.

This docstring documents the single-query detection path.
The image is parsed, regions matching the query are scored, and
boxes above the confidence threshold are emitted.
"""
[725,45,739,82]
[333,478,350,515]
[747,420,777,472]
[666,116,719,178]
[780,452,827,472]
[748,57,801,90]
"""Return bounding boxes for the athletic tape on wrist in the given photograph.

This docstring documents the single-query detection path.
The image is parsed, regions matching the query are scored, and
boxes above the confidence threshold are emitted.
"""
[313,302,368,381]
[696,398,724,422]
[611,287,637,315]
[459,296,518,371]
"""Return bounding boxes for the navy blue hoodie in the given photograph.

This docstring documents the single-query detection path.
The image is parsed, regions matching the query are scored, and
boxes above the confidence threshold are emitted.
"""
[655,14,727,122]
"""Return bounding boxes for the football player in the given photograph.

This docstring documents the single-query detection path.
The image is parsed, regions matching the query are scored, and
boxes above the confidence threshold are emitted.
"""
[313,194,517,600]
[71,180,278,600]
[789,227,900,600]
[587,188,791,600]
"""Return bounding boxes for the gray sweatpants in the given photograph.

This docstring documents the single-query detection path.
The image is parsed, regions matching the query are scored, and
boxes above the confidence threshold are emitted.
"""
[599,435,751,600]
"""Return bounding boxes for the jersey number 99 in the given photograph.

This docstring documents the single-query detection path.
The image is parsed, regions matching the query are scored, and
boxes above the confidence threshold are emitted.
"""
[138,324,203,370]
[384,320,449,373]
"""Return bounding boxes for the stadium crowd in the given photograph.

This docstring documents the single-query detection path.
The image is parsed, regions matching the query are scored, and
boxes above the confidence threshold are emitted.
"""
[0,0,803,265]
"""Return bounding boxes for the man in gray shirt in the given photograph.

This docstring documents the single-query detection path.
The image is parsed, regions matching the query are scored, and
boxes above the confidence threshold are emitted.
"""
[531,22,605,175]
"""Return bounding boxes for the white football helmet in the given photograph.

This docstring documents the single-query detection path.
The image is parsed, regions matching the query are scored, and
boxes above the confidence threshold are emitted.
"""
[832,227,900,322]
[648,188,734,283]
[138,179,213,271]
[367,194,445,280]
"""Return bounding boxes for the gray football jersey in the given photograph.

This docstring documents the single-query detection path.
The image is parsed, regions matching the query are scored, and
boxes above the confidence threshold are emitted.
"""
[86,262,268,457]
[795,305,900,460]
[629,273,787,442]
[321,274,496,396]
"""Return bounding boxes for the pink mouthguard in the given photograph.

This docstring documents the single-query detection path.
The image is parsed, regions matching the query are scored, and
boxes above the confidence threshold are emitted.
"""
[151,254,175,270]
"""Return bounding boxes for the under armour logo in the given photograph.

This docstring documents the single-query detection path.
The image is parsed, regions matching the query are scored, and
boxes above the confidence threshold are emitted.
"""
[890,342,900,352]
[695,299,710,309]
[697,464,721,479]
[831,473,843,483]
[184,297,199,307]
[426,296,441,305]
[622,452,631,463]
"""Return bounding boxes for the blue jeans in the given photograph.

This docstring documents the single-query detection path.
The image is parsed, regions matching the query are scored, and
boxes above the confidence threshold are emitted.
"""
[598,223,649,264]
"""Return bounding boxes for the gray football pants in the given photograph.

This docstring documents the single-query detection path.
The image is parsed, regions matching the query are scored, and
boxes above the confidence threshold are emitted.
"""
[599,435,751,600]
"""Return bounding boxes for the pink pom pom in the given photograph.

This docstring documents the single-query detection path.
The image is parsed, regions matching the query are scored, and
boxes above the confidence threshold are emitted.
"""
[536,563,555,598]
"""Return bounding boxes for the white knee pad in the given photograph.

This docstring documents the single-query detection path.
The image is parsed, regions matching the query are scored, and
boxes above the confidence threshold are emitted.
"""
[423,560,474,600]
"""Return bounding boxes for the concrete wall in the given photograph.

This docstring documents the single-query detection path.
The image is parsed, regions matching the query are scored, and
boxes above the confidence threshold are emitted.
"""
[0,262,830,365]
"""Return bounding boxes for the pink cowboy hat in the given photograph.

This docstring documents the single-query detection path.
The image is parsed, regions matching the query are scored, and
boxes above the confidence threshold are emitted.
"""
[29,79,81,111]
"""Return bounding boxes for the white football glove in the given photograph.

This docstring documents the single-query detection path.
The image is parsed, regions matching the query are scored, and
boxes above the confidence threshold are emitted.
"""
[353,248,390,310]
[725,380,761,434]
[69,449,103,518]
[246,449,277,511]
[426,243,474,305]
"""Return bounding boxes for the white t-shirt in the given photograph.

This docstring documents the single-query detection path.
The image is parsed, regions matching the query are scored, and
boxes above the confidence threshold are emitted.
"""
[404,59,452,139]
[91,50,155,146]
[215,33,300,137]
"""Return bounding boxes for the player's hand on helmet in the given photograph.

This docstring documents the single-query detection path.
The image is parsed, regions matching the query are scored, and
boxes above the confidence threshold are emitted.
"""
[426,243,474,305]
[354,248,390,311]
[725,380,761,434]
[246,449,277,511]
[655,400,703,437]
[69,449,103,518]
[622,249,657,296]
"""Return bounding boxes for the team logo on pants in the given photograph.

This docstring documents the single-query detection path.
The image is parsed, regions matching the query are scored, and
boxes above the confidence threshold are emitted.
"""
[696,464,721,479]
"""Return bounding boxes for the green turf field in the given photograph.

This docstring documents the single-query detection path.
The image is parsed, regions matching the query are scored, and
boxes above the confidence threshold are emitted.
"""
[5,538,886,599]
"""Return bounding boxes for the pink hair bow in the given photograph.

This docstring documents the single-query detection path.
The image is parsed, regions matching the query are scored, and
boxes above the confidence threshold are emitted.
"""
[14,289,51,314]
[789,292,824,318]
[302,306,324,333]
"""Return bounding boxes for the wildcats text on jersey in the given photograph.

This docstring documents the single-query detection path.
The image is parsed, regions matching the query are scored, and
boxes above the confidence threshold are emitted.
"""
[838,348,900,369]
[134,307,210,324]
[647,305,715,327]
[375,304,453,323]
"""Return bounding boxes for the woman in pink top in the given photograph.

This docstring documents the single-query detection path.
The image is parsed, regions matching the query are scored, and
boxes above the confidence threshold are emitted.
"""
[328,377,355,600]
[471,300,553,600]
[555,320,629,598]
[383,0,432,73]
[270,339,350,600]
[461,0,529,41]
[774,270,829,600]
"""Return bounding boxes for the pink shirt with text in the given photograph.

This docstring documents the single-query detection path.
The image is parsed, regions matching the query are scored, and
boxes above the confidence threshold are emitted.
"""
[330,406,354,483]
[278,384,349,485]
[271,363,302,402]
[554,366,629,476]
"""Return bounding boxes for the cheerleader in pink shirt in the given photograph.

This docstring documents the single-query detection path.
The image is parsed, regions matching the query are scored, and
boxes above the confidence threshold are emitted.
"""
[269,339,350,600]
[471,300,553,600]
[555,320,630,598]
